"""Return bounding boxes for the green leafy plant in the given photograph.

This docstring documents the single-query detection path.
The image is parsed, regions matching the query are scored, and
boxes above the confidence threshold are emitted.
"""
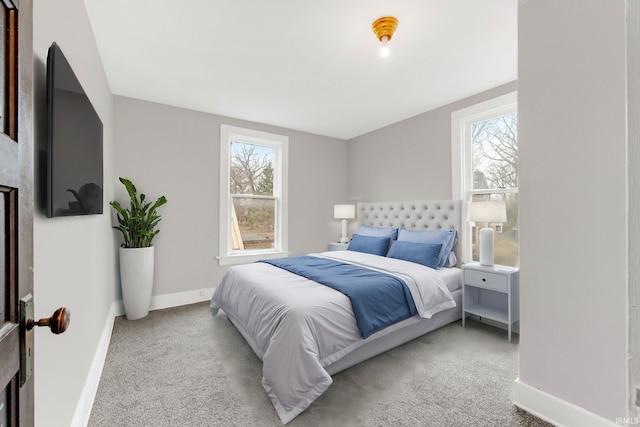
[110,177,168,248]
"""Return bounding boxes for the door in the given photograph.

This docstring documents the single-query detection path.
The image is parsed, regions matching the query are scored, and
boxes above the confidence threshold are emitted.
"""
[0,0,33,425]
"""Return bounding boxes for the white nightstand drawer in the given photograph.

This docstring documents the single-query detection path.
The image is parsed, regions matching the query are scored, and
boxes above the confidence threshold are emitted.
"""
[464,269,508,292]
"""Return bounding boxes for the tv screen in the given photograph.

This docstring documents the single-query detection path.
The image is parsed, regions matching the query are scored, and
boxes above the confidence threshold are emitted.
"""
[46,42,103,217]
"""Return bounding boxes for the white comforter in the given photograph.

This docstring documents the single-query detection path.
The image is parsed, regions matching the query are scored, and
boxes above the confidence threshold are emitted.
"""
[210,250,455,424]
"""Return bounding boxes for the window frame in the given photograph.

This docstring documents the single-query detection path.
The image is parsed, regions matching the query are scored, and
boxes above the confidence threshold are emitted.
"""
[218,124,289,266]
[451,91,517,264]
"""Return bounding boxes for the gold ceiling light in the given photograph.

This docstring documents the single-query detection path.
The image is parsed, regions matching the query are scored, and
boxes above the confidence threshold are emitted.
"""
[372,16,398,57]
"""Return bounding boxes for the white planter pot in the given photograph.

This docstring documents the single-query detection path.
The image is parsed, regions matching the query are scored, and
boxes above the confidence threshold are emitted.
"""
[119,246,155,320]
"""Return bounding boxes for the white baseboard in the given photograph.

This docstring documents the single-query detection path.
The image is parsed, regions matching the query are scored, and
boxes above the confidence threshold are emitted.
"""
[70,301,120,427]
[149,287,215,311]
[72,287,215,426]
[513,378,618,427]
[110,287,216,317]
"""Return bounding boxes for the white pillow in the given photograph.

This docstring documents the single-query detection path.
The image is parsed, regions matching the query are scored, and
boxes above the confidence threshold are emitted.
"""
[446,251,457,268]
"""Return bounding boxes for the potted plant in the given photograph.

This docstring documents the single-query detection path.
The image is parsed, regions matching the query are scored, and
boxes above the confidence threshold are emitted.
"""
[110,177,167,320]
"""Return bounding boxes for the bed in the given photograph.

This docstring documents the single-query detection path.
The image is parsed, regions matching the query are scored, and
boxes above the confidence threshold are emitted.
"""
[210,200,463,424]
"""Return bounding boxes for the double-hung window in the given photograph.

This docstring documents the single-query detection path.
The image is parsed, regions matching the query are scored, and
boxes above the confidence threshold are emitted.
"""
[219,125,288,265]
[451,92,518,266]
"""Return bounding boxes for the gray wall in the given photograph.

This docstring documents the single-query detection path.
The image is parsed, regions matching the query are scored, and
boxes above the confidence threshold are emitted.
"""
[113,96,348,296]
[628,0,640,419]
[518,0,628,421]
[347,82,516,202]
[32,0,117,426]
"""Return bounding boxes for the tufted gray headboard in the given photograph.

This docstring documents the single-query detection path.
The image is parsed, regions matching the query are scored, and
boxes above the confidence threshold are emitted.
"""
[357,200,462,267]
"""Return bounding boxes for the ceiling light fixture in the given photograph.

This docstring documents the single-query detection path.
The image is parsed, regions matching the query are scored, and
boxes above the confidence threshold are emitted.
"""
[372,16,398,57]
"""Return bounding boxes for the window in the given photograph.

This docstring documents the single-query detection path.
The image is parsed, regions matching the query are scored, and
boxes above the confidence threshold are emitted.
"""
[451,92,518,266]
[219,125,288,265]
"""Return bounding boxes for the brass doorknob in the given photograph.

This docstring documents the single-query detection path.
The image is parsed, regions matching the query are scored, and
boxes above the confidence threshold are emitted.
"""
[26,307,70,334]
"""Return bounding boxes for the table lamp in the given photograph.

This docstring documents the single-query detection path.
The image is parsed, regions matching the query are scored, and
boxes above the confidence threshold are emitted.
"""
[468,201,507,266]
[334,204,355,244]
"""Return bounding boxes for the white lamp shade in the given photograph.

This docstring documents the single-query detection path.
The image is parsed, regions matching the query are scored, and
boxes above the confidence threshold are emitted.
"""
[334,204,355,219]
[468,201,507,223]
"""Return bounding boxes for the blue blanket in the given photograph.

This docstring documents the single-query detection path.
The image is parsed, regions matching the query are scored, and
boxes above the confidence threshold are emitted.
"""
[259,256,417,339]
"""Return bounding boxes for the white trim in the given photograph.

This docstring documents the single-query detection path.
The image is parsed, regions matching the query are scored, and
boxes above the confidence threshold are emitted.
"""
[149,287,215,311]
[73,288,216,425]
[217,251,289,266]
[450,91,517,263]
[451,91,517,200]
[219,124,289,266]
[70,301,120,427]
[111,288,215,317]
[513,378,618,427]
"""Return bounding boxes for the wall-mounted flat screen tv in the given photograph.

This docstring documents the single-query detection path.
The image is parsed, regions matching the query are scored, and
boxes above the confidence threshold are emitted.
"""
[46,42,103,217]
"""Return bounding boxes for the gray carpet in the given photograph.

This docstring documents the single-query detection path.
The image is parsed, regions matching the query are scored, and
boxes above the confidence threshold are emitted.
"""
[88,302,553,427]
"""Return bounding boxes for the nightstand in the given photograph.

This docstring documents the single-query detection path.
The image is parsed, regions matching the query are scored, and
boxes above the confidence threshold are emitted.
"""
[462,262,519,342]
[328,242,349,251]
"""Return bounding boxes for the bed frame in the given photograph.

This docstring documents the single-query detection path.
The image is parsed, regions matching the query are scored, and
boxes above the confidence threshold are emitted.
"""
[325,199,463,375]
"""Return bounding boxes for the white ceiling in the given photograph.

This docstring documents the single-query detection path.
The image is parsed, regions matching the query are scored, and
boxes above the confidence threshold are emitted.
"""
[84,0,517,140]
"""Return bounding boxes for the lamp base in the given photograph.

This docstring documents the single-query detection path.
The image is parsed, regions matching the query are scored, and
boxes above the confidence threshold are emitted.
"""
[340,219,349,244]
[479,227,495,266]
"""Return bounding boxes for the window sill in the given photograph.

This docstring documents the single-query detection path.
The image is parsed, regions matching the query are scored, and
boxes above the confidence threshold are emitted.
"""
[217,251,289,266]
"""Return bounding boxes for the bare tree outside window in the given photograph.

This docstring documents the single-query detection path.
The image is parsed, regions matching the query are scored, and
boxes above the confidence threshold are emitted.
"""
[230,143,274,195]
[470,113,519,266]
[472,113,518,190]
[230,142,275,250]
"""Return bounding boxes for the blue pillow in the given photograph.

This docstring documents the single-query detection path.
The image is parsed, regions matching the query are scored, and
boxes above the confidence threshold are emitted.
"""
[347,234,391,256]
[386,241,442,269]
[397,228,457,268]
[356,224,398,240]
